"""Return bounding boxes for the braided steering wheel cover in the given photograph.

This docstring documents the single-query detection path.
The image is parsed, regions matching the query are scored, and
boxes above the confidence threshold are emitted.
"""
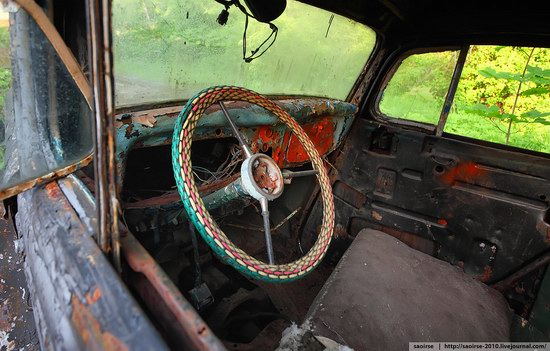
[172,86,335,282]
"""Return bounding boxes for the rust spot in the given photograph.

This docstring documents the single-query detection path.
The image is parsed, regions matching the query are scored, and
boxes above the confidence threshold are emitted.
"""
[0,153,93,201]
[85,287,102,305]
[371,211,383,221]
[252,159,279,194]
[535,219,550,244]
[476,265,493,283]
[440,161,487,185]
[124,124,140,139]
[333,224,348,239]
[272,131,291,166]
[120,232,224,350]
[71,294,128,351]
[514,284,526,295]
[0,300,11,331]
[286,117,335,163]
[257,126,278,145]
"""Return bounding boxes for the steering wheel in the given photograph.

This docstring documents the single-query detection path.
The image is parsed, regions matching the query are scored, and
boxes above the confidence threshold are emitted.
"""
[172,86,334,282]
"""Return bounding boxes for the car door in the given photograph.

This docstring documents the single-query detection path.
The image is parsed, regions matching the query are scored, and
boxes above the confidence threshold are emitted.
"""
[0,1,169,349]
[301,45,550,340]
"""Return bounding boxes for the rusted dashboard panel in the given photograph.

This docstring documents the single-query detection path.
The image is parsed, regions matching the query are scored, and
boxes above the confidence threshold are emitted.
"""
[115,99,357,190]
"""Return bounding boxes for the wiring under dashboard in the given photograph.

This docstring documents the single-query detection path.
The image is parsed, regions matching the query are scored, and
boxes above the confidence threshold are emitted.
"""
[192,144,242,185]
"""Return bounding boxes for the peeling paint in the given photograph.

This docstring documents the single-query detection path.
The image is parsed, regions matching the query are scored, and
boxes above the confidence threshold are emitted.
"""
[71,295,128,351]
[0,153,93,201]
[440,161,487,185]
[115,99,357,192]
[85,287,102,305]
[286,117,336,164]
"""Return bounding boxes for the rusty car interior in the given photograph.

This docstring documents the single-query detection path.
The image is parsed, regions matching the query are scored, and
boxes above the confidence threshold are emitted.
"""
[2,0,549,350]
[105,0,550,349]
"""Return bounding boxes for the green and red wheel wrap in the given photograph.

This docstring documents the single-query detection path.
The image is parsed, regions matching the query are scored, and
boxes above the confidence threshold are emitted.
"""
[172,86,334,282]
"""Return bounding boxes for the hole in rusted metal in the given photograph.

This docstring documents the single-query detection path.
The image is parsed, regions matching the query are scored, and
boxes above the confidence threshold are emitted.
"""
[434,165,444,174]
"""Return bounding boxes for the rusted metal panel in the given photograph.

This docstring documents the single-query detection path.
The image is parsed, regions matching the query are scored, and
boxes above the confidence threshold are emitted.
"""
[0,153,93,202]
[88,0,120,267]
[492,253,550,293]
[120,230,225,351]
[115,99,357,191]
[285,117,335,164]
[16,180,168,350]
[70,294,128,351]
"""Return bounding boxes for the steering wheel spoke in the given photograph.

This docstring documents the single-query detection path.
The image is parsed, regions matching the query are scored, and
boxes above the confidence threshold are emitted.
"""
[218,101,254,159]
[281,169,319,184]
[259,197,275,265]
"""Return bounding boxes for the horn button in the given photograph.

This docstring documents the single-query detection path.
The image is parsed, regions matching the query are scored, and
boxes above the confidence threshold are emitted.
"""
[241,154,284,201]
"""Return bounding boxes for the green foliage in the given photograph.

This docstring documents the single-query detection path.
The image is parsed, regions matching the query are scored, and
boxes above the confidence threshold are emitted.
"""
[113,0,376,105]
[380,45,550,153]
[379,51,458,124]
[455,46,550,114]
[458,47,550,142]
[113,2,550,154]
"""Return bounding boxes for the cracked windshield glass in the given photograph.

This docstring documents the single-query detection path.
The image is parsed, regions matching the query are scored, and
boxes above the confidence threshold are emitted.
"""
[113,0,376,106]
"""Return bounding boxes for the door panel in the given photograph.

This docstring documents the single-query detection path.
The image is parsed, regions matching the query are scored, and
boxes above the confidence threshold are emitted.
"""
[304,118,550,285]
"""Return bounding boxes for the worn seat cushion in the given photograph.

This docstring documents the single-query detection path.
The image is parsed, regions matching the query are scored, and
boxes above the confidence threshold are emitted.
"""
[306,229,512,350]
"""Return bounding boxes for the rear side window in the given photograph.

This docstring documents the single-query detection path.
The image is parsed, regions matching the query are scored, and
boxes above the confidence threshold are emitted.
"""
[377,46,550,154]
[444,46,550,153]
[378,51,459,125]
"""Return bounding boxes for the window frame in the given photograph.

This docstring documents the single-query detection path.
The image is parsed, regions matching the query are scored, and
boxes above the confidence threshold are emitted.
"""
[371,46,463,133]
[370,43,550,158]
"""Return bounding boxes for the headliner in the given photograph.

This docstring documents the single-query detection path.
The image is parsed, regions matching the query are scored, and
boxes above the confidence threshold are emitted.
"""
[298,0,550,46]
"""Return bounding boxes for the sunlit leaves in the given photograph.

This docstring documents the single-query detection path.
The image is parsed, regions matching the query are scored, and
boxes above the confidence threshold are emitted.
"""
[522,87,550,96]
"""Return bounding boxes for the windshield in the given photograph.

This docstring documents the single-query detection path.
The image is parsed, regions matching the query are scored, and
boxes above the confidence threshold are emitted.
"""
[113,0,376,107]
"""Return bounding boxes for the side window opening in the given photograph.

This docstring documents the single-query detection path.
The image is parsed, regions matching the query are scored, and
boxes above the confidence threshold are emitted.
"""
[444,46,550,153]
[377,45,550,154]
[378,50,459,125]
